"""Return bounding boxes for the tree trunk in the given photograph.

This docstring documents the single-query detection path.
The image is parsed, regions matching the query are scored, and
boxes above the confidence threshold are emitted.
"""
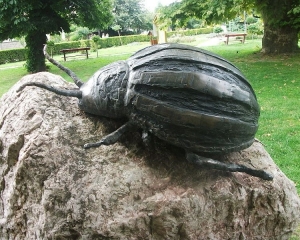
[259,0,299,54]
[262,24,299,54]
[25,31,47,73]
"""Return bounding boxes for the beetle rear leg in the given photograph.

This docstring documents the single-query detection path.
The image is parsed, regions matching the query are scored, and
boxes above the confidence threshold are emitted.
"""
[186,152,273,181]
[84,121,134,149]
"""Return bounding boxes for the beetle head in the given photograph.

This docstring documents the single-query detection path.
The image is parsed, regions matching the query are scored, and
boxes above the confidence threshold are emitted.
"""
[78,60,129,118]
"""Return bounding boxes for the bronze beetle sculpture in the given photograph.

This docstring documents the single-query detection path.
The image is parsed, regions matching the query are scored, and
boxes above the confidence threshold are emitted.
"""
[18,43,273,180]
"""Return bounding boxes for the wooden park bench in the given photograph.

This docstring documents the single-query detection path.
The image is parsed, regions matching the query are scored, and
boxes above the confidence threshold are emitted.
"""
[224,33,247,45]
[60,47,90,61]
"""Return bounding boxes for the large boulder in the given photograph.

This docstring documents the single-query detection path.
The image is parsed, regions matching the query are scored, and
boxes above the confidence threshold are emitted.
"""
[0,72,299,239]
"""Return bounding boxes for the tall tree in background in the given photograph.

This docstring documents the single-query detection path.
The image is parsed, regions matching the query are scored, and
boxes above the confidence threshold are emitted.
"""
[155,2,186,30]
[161,0,300,53]
[256,0,300,53]
[0,0,112,72]
[112,0,152,34]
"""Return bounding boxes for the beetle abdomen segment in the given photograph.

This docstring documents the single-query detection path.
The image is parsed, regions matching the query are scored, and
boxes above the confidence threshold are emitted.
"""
[132,93,257,153]
[127,44,260,153]
[130,79,259,153]
[133,71,259,123]
[128,43,254,95]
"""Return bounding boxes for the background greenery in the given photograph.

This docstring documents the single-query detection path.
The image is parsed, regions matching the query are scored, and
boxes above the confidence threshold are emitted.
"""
[0,27,215,64]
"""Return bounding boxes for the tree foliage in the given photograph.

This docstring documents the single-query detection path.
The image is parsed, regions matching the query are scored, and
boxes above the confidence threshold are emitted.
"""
[255,0,300,53]
[0,0,113,72]
[71,26,92,41]
[177,0,254,25]
[255,0,298,27]
[112,0,152,33]
[288,5,300,29]
[155,2,187,30]
[155,0,254,30]
[158,0,300,53]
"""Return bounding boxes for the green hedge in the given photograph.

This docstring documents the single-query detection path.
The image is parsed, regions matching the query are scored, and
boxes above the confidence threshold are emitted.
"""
[0,29,213,64]
[167,27,214,37]
[48,34,151,55]
[0,34,151,64]
[0,48,27,64]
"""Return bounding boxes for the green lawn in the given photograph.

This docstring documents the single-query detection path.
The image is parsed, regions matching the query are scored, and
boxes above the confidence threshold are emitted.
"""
[0,39,299,193]
[202,40,300,192]
[0,42,150,96]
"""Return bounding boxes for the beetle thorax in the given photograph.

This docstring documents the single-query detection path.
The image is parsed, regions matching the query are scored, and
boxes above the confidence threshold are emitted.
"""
[78,61,129,118]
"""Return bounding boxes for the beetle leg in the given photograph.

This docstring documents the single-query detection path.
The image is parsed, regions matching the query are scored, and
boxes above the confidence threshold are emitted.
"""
[84,121,134,149]
[186,152,273,181]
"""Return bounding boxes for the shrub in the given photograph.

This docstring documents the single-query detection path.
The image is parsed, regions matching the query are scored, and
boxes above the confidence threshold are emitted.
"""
[214,26,224,34]
[167,27,213,37]
[248,23,263,38]
[0,48,27,64]
[47,40,55,57]
[246,16,258,24]
[70,27,91,41]
[48,35,150,55]
[90,41,98,52]
[3,31,219,65]
[90,36,101,52]
[0,34,151,64]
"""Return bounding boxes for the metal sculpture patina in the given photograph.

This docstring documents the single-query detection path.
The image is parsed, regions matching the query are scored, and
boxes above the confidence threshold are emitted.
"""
[17,43,273,180]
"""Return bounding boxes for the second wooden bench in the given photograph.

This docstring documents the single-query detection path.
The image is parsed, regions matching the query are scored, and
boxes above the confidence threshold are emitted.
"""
[60,47,90,61]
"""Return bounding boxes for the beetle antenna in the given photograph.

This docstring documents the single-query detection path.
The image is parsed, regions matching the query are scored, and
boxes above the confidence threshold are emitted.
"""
[43,45,84,88]
[17,82,82,98]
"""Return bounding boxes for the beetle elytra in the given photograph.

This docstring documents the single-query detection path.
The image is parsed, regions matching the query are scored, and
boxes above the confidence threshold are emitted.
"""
[17,43,273,180]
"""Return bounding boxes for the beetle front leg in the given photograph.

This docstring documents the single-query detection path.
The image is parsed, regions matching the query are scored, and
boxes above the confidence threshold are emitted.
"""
[84,121,134,149]
[186,152,273,181]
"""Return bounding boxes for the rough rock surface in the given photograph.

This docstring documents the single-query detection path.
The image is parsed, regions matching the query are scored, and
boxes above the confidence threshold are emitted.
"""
[0,72,299,240]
